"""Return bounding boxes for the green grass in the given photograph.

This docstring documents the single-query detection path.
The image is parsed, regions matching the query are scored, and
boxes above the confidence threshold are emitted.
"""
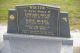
[0,0,80,30]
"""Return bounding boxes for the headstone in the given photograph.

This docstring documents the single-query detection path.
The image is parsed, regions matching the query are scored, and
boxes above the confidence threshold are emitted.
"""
[59,12,70,38]
[7,4,71,38]
[2,4,73,53]
[7,9,18,33]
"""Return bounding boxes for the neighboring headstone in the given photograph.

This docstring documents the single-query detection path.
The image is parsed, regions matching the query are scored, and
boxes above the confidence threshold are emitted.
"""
[59,12,70,38]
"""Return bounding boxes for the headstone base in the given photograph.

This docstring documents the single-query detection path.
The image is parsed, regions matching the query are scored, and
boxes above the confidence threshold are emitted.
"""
[2,33,73,53]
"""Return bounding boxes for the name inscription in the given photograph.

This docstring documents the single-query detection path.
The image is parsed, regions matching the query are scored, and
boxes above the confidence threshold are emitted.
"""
[20,5,54,35]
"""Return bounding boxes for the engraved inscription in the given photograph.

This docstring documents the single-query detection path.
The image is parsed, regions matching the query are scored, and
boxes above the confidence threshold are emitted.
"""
[18,5,56,36]
[21,5,52,35]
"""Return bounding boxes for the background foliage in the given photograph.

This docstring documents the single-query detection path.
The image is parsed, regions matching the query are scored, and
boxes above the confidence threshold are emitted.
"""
[0,0,80,30]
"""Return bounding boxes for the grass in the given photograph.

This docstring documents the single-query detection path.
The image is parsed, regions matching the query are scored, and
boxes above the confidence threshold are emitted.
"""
[0,0,80,30]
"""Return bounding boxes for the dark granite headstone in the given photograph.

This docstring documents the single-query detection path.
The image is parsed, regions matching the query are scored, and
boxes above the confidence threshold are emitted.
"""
[59,12,70,38]
[7,4,70,38]
[7,9,18,33]
[2,4,73,53]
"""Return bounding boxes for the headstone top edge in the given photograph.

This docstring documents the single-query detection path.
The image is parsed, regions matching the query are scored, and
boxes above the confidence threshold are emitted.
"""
[16,4,60,8]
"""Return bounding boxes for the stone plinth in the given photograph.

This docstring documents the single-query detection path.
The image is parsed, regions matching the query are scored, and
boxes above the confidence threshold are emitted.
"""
[1,33,73,53]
